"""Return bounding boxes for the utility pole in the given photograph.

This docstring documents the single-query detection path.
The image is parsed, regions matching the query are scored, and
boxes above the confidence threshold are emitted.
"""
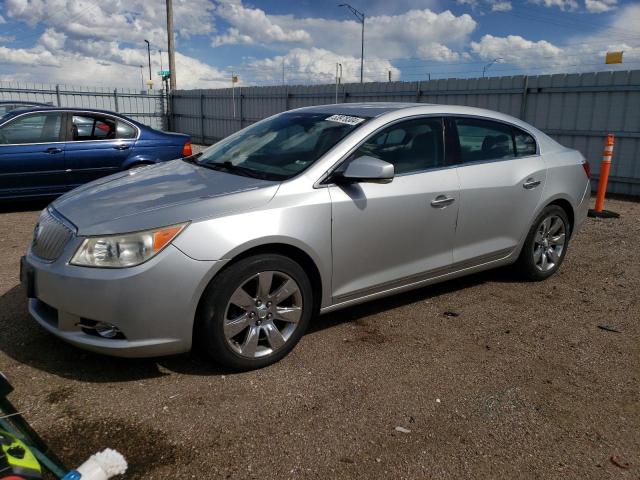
[166,0,177,91]
[335,63,342,103]
[339,3,365,83]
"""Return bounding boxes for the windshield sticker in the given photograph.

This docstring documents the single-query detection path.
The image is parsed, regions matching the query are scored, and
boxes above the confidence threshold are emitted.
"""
[325,114,365,126]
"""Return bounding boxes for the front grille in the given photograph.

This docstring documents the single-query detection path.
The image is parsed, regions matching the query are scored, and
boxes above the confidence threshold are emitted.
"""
[31,209,74,261]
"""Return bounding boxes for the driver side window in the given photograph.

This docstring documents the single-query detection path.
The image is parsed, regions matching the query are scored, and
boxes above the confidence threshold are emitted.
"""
[351,117,445,175]
[0,112,64,144]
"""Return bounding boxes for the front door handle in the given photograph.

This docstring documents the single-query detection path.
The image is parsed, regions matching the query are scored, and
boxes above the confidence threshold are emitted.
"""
[430,195,455,208]
[44,147,63,154]
[523,178,541,189]
[113,144,130,150]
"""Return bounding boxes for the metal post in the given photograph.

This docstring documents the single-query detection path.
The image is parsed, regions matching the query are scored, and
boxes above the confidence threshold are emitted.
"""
[113,88,119,112]
[200,93,205,144]
[415,81,421,103]
[55,84,61,106]
[284,87,289,111]
[520,75,529,119]
[144,40,152,81]
[360,13,365,84]
[166,0,177,91]
[239,89,243,129]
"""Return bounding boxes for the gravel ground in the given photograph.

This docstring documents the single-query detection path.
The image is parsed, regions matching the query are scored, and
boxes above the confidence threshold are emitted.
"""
[0,197,638,479]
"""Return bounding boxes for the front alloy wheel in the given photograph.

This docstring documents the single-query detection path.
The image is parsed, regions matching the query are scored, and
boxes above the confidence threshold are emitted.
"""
[197,254,313,370]
[224,271,303,358]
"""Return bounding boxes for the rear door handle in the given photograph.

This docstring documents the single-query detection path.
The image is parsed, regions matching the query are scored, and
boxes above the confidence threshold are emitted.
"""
[430,195,455,208]
[113,144,130,150]
[44,147,63,154]
[523,178,541,189]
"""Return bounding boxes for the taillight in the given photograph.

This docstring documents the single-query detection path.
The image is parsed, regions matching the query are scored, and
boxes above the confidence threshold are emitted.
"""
[182,140,193,157]
[581,160,591,179]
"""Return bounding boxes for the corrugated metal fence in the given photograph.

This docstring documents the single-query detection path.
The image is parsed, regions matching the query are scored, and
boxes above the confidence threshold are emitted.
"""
[0,82,167,130]
[171,69,640,196]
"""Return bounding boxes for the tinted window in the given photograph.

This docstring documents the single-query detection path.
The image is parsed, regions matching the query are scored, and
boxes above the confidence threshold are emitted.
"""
[514,128,537,156]
[116,121,137,139]
[0,112,63,144]
[72,114,117,141]
[351,117,444,175]
[454,118,515,162]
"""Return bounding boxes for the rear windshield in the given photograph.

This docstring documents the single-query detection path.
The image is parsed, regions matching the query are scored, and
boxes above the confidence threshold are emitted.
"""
[197,112,369,180]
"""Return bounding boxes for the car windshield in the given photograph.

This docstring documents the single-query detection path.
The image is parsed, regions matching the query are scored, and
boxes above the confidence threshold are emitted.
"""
[195,112,369,180]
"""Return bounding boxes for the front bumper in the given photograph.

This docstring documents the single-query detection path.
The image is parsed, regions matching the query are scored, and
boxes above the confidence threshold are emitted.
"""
[24,242,224,358]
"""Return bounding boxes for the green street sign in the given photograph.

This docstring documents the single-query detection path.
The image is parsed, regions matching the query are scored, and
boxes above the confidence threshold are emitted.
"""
[157,70,170,76]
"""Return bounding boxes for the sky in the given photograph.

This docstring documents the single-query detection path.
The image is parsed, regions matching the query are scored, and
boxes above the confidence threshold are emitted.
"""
[0,0,639,90]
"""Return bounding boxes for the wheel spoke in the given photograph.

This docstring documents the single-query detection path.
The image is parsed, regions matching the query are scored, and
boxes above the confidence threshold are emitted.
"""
[224,314,251,339]
[263,323,286,350]
[540,251,548,269]
[547,247,560,263]
[275,306,302,324]
[229,286,254,311]
[257,271,274,298]
[550,233,565,246]
[240,325,260,357]
[533,246,543,264]
[548,217,563,235]
[534,230,544,244]
[271,279,298,305]
[541,217,551,235]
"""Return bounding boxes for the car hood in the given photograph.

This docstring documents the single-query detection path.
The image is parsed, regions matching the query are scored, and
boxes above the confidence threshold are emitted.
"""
[53,159,280,235]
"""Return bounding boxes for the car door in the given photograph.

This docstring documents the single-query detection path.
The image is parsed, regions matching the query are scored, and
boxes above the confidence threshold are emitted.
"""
[329,116,459,303]
[0,111,68,197]
[450,116,546,266]
[65,112,138,186]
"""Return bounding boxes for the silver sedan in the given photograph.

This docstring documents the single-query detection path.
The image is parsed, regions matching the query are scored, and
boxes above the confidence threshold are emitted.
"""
[22,103,591,370]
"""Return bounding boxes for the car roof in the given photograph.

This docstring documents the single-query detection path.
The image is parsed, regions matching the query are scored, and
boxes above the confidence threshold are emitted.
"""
[294,102,425,117]
[0,106,146,127]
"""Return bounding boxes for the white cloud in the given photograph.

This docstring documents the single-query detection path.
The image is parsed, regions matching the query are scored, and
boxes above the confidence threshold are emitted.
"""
[491,1,513,12]
[584,0,617,13]
[0,45,60,67]
[266,8,476,61]
[530,0,579,11]
[212,1,311,46]
[416,43,466,61]
[471,34,566,68]
[39,28,66,51]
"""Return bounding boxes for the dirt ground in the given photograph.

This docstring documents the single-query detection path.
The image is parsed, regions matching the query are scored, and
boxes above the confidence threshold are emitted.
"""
[0,197,638,479]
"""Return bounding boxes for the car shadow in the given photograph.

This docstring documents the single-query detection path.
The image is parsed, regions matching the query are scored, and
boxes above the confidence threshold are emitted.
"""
[0,267,518,382]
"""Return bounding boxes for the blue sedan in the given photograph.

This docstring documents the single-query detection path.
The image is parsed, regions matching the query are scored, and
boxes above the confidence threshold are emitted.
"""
[0,107,192,199]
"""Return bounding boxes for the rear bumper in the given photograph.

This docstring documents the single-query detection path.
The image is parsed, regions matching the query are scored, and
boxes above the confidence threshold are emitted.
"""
[25,244,225,358]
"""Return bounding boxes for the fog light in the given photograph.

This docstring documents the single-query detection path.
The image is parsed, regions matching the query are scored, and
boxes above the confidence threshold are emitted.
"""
[94,322,122,339]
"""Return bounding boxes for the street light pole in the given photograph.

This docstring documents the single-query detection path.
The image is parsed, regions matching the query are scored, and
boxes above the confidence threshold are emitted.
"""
[338,3,365,83]
[482,57,503,78]
[159,49,163,72]
[144,39,152,82]
[139,65,144,91]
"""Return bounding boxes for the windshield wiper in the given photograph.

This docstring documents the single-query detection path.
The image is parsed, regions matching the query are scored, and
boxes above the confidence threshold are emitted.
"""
[182,152,203,164]
[199,160,269,180]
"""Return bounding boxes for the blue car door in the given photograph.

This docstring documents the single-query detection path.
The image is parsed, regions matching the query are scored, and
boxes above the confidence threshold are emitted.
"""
[65,112,138,186]
[0,111,68,198]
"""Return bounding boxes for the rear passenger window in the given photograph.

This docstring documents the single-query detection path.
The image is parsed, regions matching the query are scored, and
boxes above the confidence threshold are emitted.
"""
[116,122,137,139]
[514,128,537,156]
[72,115,116,141]
[351,117,444,175]
[454,118,515,162]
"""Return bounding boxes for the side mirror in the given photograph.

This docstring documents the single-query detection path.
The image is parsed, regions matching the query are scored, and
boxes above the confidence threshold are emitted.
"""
[337,156,394,184]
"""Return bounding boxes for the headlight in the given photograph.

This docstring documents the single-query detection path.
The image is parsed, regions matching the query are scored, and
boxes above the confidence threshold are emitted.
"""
[70,223,188,268]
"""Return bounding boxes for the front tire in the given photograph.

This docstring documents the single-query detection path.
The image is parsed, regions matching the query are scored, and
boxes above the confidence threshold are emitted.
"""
[196,254,313,371]
[516,205,570,281]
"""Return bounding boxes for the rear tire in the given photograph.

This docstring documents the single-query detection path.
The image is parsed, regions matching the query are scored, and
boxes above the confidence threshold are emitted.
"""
[196,254,313,371]
[516,205,570,281]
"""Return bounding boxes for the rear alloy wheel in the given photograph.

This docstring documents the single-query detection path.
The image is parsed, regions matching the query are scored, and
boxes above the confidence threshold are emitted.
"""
[197,254,313,370]
[516,205,570,281]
